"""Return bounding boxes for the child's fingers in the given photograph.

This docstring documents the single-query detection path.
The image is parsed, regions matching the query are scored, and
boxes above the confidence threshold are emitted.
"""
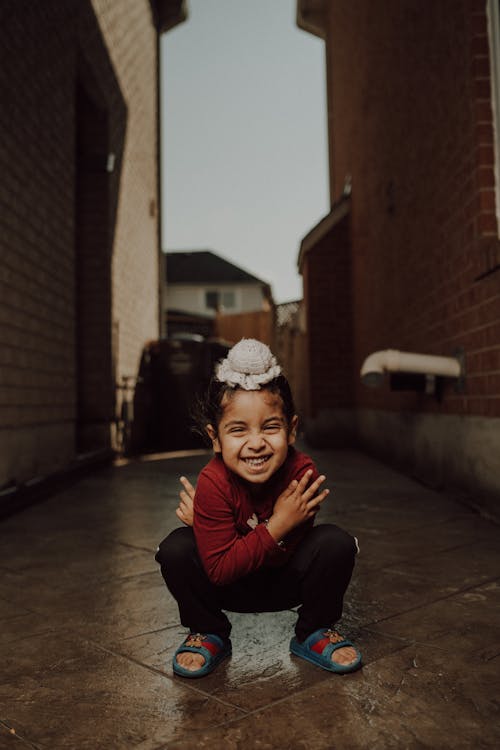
[306,488,330,510]
[279,479,298,499]
[179,489,193,505]
[299,474,326,502]
[176,504,194,527]
[180,476,195,499]
[295,470,314,492]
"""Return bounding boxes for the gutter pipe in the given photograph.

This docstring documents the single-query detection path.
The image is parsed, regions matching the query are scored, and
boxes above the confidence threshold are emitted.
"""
[360,349,463,388]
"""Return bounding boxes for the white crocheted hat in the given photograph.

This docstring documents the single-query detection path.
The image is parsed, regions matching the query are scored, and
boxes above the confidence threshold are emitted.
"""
[216,338,281,390]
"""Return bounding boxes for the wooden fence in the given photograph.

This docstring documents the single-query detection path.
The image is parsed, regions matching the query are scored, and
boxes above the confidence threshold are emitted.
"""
[215,303,307,420]
[215,309,276,348]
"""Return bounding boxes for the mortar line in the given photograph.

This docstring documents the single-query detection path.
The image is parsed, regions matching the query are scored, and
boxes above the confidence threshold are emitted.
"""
[148,668,338,750]
[361,573,500,628]
[0,720,43,750]
[85,639,250,714]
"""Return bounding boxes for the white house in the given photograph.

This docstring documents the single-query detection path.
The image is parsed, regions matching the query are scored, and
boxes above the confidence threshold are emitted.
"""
[163,250,273,334]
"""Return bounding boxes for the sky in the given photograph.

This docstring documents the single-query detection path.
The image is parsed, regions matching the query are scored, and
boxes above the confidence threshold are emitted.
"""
[160,0,329,304]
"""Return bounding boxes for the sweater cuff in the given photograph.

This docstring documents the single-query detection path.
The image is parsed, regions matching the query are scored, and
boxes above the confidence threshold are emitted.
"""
[257,521,287,553]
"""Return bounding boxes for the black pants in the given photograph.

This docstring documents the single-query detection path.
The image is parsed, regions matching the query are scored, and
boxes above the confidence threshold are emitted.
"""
[155,524,357,642]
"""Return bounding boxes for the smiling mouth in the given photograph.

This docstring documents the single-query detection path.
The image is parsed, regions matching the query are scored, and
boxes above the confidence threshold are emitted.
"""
[243,456,272,468]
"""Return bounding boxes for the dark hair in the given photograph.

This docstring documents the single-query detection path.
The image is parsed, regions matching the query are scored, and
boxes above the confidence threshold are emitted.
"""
[192,374,296,445]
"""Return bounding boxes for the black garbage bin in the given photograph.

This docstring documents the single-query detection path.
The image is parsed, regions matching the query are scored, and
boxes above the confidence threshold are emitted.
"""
[130,336,230,454]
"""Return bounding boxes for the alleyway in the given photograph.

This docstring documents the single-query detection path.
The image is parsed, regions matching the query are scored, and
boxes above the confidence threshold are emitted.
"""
[1,446,499,749]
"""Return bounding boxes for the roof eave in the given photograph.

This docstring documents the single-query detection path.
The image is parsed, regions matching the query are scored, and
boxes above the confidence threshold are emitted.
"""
[297,197,351,273]
[296,0,327,39]
[153,0,188,33]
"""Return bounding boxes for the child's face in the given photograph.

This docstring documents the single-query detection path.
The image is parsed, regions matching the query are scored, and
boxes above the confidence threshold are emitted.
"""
[207,389,298,485]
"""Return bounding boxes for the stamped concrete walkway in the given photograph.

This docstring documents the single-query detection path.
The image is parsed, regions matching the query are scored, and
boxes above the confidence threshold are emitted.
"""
[1,445,499,749]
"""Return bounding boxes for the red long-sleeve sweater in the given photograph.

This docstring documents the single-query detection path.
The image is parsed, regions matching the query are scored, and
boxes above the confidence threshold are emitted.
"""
[193,447,319,586]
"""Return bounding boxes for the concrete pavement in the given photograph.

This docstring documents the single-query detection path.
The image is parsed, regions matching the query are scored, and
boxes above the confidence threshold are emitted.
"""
[1,445,499,749]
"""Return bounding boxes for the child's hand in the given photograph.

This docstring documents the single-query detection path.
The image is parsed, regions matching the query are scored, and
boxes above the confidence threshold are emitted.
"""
[266,470,329,542]
[176,476,195,527]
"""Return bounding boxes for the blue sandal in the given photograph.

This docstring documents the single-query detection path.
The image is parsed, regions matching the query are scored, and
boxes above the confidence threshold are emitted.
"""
[290,628,362,674]
[172,633,232,678]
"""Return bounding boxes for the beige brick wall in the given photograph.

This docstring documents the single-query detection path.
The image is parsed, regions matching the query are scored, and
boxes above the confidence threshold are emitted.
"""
[93,0,161,378]
[0,0,160,488]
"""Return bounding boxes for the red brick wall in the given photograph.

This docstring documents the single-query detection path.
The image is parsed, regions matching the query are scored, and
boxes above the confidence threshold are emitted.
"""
[322,0,500,418]
[303,212,354,417]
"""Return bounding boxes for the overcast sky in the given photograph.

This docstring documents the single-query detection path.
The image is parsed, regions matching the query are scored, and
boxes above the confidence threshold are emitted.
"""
[160,0,329,303]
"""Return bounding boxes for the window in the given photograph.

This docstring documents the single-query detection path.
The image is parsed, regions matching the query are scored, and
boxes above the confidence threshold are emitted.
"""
[221,291,235,309]
[205,289,237,311]
[205,291,219,311]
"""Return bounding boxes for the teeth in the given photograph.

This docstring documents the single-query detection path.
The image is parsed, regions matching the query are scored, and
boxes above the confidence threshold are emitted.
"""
[245,457,269,466]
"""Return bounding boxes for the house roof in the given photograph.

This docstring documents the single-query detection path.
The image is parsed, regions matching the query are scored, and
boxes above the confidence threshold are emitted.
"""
[165,250,268,285]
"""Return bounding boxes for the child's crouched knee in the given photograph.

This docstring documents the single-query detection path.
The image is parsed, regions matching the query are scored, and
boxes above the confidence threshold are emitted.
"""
[312,523,358,566]
[155,526,196,569]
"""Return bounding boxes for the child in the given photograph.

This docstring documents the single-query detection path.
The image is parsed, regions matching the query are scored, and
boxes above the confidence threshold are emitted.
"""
[155,339,361,678]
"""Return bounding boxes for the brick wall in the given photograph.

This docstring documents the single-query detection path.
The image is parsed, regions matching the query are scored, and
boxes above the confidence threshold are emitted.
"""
[0,3,76,484]
[0,0,160,488]
[323,0,500,420]
[299,0,500,506]
[303,210,354,417]
[93,0,161,379]
[297,204,358,446]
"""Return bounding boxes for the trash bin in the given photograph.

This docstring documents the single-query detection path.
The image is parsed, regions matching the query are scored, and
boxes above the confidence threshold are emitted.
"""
[130,336,230,453]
